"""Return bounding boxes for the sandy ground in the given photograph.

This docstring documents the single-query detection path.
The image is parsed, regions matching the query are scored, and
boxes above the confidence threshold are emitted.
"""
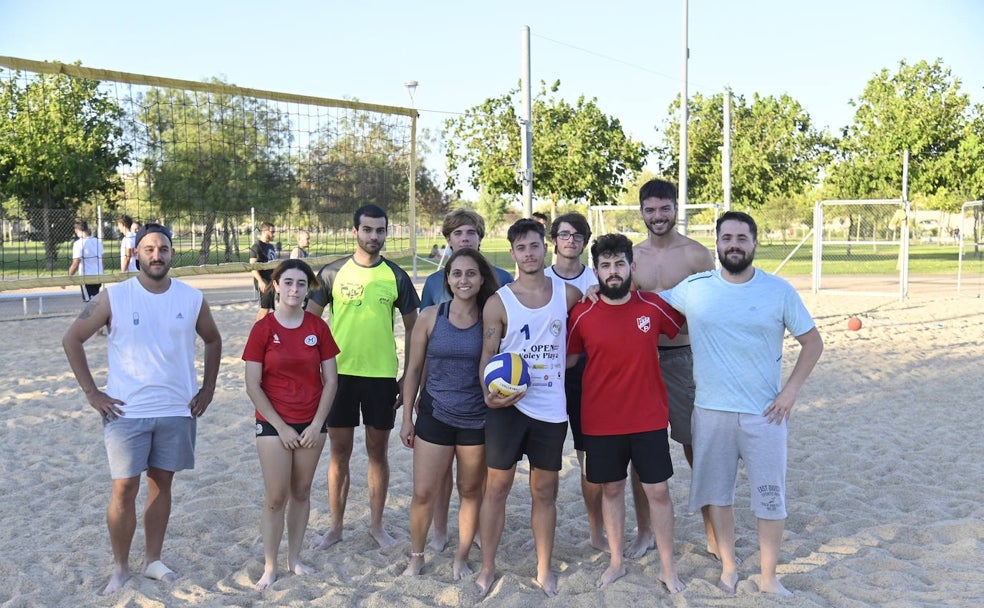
[1,274,982,607]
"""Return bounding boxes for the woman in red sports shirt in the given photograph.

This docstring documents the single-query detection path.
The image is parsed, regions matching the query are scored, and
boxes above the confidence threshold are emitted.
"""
[243,259,339,590]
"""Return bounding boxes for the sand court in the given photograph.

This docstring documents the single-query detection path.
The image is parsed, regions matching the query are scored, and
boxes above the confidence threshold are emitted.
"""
[1,277,982,607]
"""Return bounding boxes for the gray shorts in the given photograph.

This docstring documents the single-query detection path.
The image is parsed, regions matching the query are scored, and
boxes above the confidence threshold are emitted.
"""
[103,416,197,479]
[689,407,787,520]
[659,346,696,445]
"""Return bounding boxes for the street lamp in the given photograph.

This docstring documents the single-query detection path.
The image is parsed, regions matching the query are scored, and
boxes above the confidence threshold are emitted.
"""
[403,80,418,105]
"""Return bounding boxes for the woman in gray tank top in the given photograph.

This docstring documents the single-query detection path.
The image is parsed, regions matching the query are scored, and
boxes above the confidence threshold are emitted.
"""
[399,249,500,580]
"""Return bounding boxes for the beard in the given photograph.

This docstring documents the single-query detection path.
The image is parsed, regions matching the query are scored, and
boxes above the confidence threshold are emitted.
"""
[646,215,676,236]
[357,235,383,254]
[718,247,754,274]
[598,275,631,299]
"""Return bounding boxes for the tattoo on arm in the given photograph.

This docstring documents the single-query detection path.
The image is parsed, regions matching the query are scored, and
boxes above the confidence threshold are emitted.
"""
[77,301,98,320]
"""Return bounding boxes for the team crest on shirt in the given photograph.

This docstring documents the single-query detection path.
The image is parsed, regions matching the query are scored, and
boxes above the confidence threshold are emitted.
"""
[305,334,318,346]
[549,319,563,336]
[273,333,281,344]
[637,315,651,333]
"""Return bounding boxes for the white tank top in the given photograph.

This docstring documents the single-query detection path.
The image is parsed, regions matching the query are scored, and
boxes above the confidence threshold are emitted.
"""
[496,278,568,423]
[106,277,203,417]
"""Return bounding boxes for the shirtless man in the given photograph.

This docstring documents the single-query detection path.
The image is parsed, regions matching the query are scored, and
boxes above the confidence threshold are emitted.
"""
[628,178,717,559]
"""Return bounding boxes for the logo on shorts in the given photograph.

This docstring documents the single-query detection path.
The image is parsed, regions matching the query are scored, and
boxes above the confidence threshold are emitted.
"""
[255,423,263,435]
[305,334,318,346]
[637,315,651,333]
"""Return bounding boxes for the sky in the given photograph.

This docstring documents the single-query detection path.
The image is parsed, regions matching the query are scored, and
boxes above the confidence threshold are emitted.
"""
[1,0,982,180]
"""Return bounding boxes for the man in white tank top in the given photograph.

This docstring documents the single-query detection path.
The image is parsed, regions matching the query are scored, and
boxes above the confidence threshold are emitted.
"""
[63,223,222,595]
[476,218,581,598]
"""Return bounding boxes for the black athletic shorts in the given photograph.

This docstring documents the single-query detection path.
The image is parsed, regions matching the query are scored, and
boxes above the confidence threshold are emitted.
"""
[583,429,673,485]
[413,391,485,447]
[255,419,328,436]
[258,283,276,309]
[327,375,398,430]
[565,356,586,451]
[485,406,567,471]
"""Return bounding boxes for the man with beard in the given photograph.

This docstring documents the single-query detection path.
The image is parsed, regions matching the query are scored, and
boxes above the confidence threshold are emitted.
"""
[63,223,222,595]
[660,211,823,597]
[566,233,686,593]
[305,204,420,549]
[629,178,717,560]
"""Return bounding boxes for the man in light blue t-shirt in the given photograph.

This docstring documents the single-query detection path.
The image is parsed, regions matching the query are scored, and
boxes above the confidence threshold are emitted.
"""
[661,211,823,599]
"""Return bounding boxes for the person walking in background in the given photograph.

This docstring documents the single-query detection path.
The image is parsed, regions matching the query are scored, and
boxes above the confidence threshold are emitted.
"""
[399,249,499,579]
[250,222,278,322]
[62,223,222,595]
[306,204,419,549]
[475,218,581,598]
[290,229,310,259]
[629,178,717,559]
[117,215,137,273]
[660,211,823,597]
[68,219,105,302]
[243,259,339,590]
[566,233,686,592]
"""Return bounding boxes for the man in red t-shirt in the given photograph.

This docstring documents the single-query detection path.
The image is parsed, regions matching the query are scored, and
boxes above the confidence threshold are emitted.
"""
[566,233,686,594]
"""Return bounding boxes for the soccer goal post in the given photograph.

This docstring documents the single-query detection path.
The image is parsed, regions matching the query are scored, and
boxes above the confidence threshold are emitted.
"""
[812,199,909,300]
[957,200,984,297]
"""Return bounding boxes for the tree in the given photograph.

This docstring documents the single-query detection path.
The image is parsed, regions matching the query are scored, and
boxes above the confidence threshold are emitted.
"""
[657,91,831,211]
[828,59,975,209]
[137,80,292,263]
[0,66,130,270]
[444,81,649,207]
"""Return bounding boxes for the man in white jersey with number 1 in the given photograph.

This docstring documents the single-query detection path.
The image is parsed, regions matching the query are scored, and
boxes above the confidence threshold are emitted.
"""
[476,218,580,598]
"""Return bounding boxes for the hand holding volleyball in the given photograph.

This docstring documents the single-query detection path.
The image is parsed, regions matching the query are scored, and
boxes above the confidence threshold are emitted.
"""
[483,352,532,397]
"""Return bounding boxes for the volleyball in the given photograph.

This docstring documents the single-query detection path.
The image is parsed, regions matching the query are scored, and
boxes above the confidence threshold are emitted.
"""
[483,352,532,397]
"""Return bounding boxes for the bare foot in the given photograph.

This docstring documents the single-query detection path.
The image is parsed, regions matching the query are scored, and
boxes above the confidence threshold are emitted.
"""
[759,577,793,597]
[311,529,342,550]
[102,567,131,595]
[623,531,655,558]
[595,564,626,588]
[428,531,449,552]
[589,530,609,553]
[659,573,686,594]
[289,560,315,576]
[534,570,558,597]
[716,571,739,595]
[255,569,277,591]
[402,553,425,576]
[452,557,473,581]
[475,568,496,598]
[370,526,398,549]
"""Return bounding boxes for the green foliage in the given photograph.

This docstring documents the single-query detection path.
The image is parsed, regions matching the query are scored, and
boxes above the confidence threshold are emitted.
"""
[0,65,130,269]
[138,80,293,263]
[829,59,980,208]
[658,91,831,209]
[444,80,649,205]
[472,188,512,234]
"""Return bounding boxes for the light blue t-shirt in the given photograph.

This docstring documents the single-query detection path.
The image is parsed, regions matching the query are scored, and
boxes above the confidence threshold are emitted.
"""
[660,268,815,415]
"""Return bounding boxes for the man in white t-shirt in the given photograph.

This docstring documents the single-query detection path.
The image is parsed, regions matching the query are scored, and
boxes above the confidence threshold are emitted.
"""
[68,219,105,302]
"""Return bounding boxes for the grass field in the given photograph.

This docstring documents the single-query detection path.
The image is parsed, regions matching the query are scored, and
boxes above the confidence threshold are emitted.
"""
[2,234,982,283]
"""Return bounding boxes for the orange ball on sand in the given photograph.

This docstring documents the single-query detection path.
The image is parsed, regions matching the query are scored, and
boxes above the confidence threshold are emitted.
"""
[847,317,862,331]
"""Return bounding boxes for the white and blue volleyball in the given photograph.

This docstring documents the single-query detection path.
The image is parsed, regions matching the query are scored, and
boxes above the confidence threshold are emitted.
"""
[483,352,532,397]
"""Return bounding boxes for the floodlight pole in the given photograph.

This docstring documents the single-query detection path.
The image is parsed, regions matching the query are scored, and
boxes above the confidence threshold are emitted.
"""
[520,26,534,218]
[723,87,732,212]
[678,0,689,234]
[405,80,419,278]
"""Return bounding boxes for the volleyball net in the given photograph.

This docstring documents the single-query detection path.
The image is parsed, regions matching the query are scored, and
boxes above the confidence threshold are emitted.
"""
[0,56,417,290]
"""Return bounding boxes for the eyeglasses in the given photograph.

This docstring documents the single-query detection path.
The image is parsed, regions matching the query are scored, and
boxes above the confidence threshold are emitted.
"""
[557,231,585,243]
